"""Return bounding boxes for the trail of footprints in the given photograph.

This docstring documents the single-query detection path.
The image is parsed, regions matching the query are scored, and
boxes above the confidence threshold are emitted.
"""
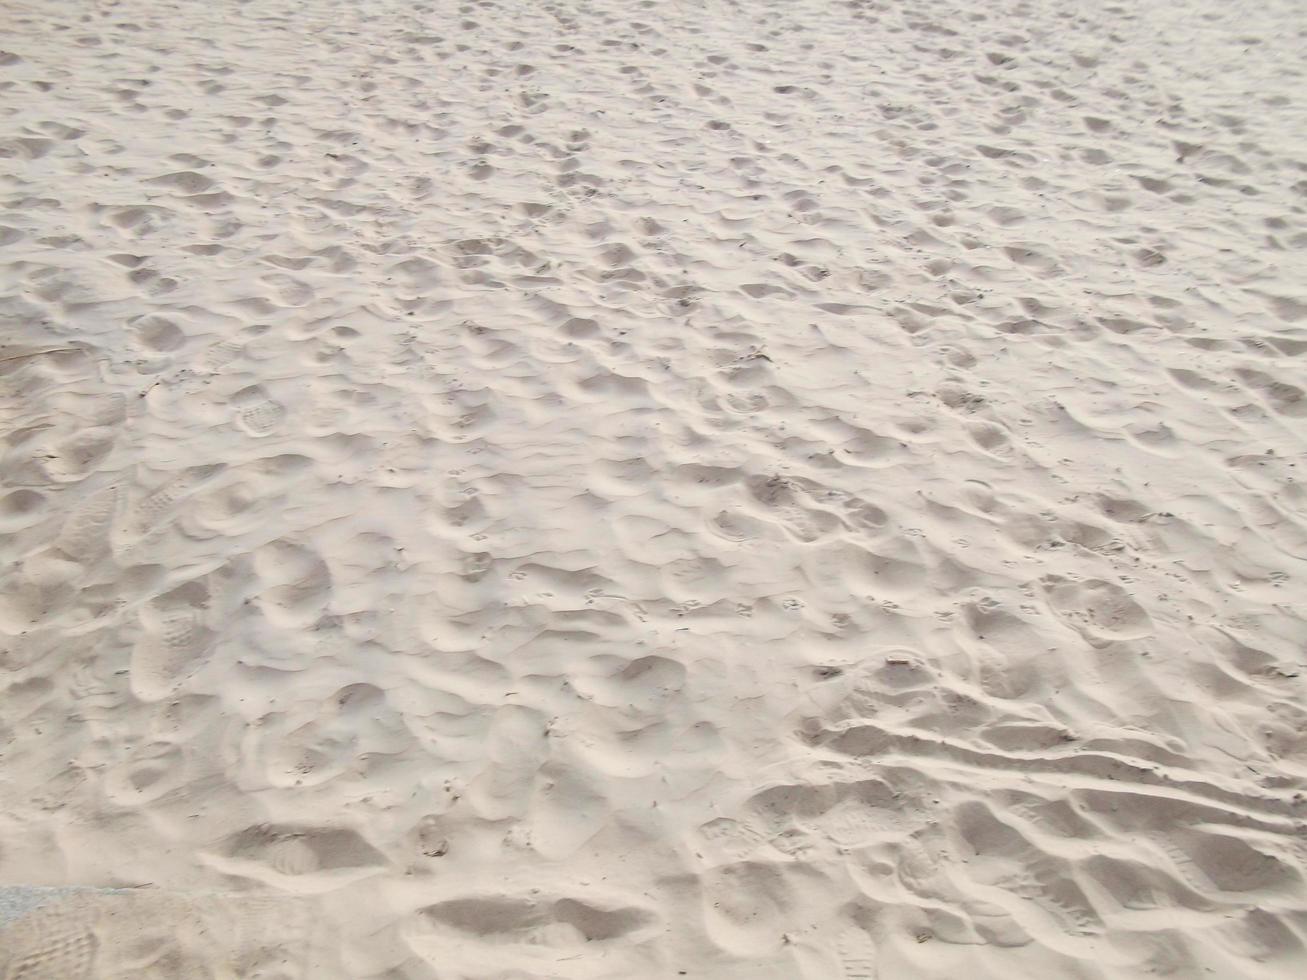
[2,0,1307,975]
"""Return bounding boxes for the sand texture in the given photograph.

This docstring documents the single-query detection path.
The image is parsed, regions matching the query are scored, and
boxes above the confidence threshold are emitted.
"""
[2,0,1307,976]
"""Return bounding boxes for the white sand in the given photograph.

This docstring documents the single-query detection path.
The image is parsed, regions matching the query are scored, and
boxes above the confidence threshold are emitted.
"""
[2,0,1307,976]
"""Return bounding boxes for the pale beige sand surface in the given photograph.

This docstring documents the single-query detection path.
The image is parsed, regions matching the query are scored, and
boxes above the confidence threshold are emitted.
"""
[2,0,1307,976]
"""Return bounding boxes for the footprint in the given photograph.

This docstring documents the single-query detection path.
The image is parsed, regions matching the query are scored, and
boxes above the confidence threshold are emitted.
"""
[210,824,387,884]
[745,475,839,542]
[708,508,767,543]
[700,861,795,954]
[261,273,314,306]
[0,489,46,532]
[146,170,215,194]
[746,779,911,846]
[967,421,1011,454]
[694,817,767,864]
[233,385,286,436]
[124,465,224,538]
[40,429,115,483]
[1237,368,1306,417]
[0,897,97,980]
[0,890,317,979]
[954,801,1101,934]
[1167,830,1297,895]
[103,741,186,805]
[130,604,213,701]
[417,893,657,944]
[196,339,244,373]
[54,486,118,561]
[1042,576,1152,644]
[127,314,185,353]
[249,682,417,788]
[837,927,877,979]
[251,539,330,627]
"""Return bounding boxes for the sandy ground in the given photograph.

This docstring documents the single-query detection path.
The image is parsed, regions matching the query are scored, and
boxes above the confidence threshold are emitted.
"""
[2,0,1307,976]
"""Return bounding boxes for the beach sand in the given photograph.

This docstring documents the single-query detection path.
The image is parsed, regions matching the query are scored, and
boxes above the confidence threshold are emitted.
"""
[2,0,1306,976]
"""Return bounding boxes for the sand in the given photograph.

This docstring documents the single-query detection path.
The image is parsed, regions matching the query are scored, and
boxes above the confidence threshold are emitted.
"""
[2,0,1306,976]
